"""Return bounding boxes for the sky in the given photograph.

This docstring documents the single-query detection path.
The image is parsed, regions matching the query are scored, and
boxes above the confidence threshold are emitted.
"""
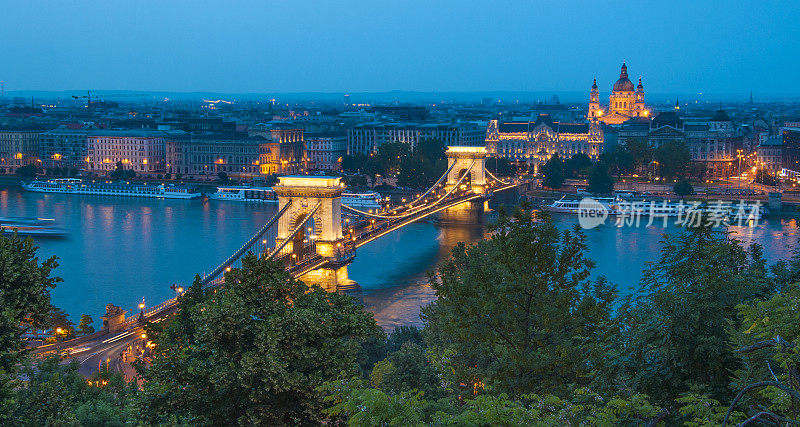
[1,1,798,97]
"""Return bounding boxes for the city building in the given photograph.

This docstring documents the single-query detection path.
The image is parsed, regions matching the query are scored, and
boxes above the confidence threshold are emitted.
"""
[684,110,742,177]
[346,122,484,155]
[588,63,649,125]
[782,127,800,172]
[86,130,168,174]
[305,132,346,171]
[0,126,41,170]
[756,136,782,173]
[485,114,603,171]
[39,128,91,169]
[250,124,305,175]
[165,133,261,178]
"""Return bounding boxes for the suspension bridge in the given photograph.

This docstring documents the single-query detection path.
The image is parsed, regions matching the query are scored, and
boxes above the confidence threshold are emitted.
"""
[38,146,529,348]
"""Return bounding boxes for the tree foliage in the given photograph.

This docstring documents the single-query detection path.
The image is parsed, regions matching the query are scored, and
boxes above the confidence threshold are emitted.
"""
[540,154,566,189]
[135,254,382,425]
[618,224,774,405]
[422,209,617,397]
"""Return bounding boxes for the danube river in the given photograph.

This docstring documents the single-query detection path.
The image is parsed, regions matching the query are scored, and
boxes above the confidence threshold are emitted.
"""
[2,184,800,330]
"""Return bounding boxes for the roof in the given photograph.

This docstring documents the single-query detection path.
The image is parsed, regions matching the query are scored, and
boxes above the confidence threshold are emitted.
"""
[88,129,170,138]
[711,110,732,122]
[557,123,589,133]
[498,122,529,133]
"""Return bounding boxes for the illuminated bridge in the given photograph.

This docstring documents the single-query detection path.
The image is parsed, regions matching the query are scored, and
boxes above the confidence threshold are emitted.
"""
[50,146,529,338]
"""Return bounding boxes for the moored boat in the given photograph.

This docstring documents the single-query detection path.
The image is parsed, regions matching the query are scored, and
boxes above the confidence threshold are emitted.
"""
[22,178,201,199]
[341,192,383,211]
[207,186,278,203]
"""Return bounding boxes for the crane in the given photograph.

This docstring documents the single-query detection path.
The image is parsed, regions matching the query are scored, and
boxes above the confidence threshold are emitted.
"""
[72,90,93,110]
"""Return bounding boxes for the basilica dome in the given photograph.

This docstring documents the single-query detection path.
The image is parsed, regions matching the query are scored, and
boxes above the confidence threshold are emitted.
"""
[612,63,635,92]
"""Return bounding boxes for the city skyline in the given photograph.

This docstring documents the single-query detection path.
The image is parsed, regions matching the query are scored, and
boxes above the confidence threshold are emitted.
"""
[1,1,798,96]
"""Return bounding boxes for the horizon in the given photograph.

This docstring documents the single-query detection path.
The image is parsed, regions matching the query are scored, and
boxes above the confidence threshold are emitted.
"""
[1,1,798,96]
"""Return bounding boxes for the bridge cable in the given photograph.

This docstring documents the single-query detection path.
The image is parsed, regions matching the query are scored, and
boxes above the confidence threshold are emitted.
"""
[342,161,474,220]
[202,200,293,285]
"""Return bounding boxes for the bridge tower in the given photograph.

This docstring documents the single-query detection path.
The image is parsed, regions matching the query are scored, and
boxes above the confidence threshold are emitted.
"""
[272,176,357,293]
[444,146,487,194]
[441,146,489,223]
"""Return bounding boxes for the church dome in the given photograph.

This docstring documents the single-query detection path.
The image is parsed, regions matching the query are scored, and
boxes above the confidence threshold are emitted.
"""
[612,63,635,92]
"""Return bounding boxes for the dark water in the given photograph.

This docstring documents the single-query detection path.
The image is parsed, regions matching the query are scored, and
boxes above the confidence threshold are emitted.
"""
[2,184,799,329]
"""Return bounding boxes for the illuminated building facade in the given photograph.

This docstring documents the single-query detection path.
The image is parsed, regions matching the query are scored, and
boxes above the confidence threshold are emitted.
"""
[588,63,648,125]
[346,122,484,155]
[87,130,166,173]
[39,128,91,168]
[0,126,41,170]
[485,114,603,172]
[165,133,261,178]
[305,132,346,171]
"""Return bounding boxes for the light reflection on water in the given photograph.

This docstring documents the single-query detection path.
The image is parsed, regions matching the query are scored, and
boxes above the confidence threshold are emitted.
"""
[1,184,799,330]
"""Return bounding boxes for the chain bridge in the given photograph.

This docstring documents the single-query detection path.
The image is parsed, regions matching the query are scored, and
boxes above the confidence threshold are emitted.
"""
[73,146,529,334]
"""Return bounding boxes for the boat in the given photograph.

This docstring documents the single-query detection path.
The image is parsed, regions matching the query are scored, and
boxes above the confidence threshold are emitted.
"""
[0,217,67,237]
[22,178,201,199]
[341,192,383,211]
[543,196,615,214]
[207,186,278,203]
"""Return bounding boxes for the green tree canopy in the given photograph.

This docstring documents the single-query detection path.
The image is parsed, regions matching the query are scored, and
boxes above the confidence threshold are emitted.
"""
[618,224,775,405]
[587,162,615,194]
[540,154,566,189]
[135,254,382,425]
[654,140,691,178]
[422,208,617,397]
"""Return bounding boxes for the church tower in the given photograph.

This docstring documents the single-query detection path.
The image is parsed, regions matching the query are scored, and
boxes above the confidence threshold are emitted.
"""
[588,78,602,120]
[634,76,646,116]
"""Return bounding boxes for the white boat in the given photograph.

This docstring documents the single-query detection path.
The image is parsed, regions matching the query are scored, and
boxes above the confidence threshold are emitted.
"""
[342,192,383,211]
[207,186,278,203]
[0,217,67,237]
[543,196,615,214]
[22,178,201,199]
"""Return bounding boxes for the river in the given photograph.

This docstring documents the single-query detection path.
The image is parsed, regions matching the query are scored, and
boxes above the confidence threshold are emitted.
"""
[2,184,799,330]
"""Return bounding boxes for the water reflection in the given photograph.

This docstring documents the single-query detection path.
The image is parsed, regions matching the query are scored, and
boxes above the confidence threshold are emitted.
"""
[1,183,799,331]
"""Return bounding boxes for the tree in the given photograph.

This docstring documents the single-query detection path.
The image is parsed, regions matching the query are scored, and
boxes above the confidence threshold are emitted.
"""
[587,162,615,194]
[135,254,382,425]
[540,154,565,189]
[12,356,136,426]
[108,161,135,181]
[654,140,691,178]
[0,232,61,421]
[625,139,654,173]
[0,232,60,374]
[754,168,778,186]
[725,280,800,424]
[564,153,592,178]
[15,164,38,178]
[78,314,95,335]
[487,157,517,177]
[618,224,775,405]
[673,179,694,196]
[217,171,230,184]
[370,342,442,399]
[421,208,617,397]
[396,139,447,189]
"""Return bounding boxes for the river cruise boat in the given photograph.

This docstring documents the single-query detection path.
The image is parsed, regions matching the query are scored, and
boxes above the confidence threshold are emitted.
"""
[22,178,201,199]
[0,217,67,237]
[207,186,278,203]
[341,192,383,211]
[543,196,616,214]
